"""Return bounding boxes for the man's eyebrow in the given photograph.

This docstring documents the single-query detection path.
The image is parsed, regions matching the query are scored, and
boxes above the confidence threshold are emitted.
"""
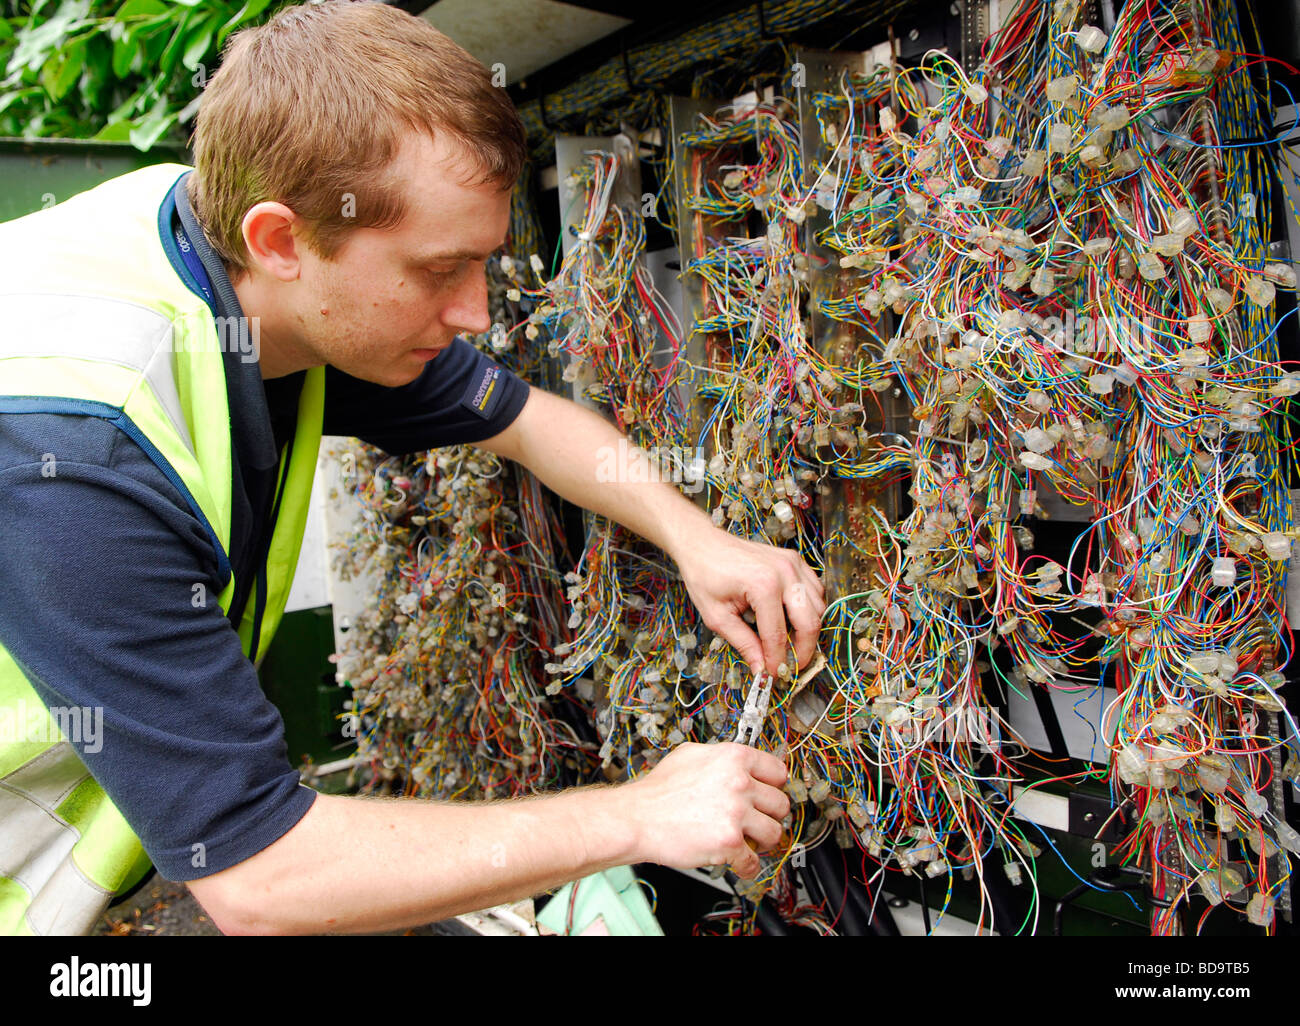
[413,243,506,263]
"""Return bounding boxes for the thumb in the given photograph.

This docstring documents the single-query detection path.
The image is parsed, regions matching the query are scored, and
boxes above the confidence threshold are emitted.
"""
[708,609,765,675]
[729,844,761,879]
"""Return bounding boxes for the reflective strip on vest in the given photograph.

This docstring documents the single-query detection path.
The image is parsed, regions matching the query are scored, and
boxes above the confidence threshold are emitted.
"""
[0,293,195,456]
[0,743,111,936]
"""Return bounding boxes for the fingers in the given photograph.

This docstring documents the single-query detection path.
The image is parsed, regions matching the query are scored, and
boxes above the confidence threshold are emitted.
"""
[750,779,791,823]
[728,743,788,788]
[777,546,824,603]
[787,548,825,600]
[705,609,765,675]
[784,578,822,668]
[742,808,784,851]
[695,540,827,675]
[729,843,761,879]
[749,586,789,675]
[758,551,825,672]
[727,806,785,878]
[785,552,825,669]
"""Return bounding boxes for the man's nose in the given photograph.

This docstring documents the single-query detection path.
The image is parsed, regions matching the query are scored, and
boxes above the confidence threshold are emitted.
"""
[441,264,491,336]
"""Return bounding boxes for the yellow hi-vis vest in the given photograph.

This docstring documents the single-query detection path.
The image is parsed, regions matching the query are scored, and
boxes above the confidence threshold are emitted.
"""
[0,164,325,934]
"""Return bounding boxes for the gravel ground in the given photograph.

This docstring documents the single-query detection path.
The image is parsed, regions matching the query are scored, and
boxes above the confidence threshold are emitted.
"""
[94,874,221,937]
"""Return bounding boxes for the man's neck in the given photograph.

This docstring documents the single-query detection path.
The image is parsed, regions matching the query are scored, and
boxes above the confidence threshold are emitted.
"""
[228,267,318,379]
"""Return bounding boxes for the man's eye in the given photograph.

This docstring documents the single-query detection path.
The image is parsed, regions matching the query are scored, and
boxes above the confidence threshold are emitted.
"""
[424,262,466,284]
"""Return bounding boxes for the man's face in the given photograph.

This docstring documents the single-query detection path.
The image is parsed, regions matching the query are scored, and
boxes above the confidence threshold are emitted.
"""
[295,130,512,386]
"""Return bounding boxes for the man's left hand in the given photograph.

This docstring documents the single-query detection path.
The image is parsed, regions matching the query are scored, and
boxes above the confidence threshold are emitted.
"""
[673,527,826,675]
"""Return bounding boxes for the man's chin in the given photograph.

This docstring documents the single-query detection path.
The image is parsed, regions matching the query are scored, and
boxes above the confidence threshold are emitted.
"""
[339,362,425,388]
[394,357,433,385]
[331,348,444,387]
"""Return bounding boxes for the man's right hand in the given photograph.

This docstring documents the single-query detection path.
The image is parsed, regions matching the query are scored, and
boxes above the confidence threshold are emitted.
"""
[622,741,790,879]
[188,739,792,933]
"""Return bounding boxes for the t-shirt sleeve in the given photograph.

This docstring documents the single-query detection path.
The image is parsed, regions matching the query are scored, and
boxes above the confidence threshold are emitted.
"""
[323,337,531,455]
[0,412,317,883]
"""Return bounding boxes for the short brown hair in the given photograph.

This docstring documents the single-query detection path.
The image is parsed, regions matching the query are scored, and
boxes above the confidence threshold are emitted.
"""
[188,0,525,272]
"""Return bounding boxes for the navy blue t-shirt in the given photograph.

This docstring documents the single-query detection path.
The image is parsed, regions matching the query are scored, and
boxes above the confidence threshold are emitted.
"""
[0,171,529,882]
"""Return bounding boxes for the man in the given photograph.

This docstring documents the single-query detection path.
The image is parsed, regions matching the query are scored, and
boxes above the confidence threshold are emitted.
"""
[0,0,824,935]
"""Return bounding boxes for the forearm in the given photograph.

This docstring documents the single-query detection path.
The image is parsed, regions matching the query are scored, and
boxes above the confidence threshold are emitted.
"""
[480,386,827,671]
[190,782,637,935]
[500,387,714,561]
[192,738,791,935]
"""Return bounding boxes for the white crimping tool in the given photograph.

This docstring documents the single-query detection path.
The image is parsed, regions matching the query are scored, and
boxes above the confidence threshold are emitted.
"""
[734,669,774,746]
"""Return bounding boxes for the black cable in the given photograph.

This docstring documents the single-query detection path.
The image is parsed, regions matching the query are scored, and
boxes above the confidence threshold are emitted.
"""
[751,896,789,936]
[917,873,933,935]
[797,860,828,907]
[723,870,790,936]
[807,838,870,936]
[865,892,901,936]
[1053,865,1148,936]
[841,847,900,935]
[1052,881,1091,937]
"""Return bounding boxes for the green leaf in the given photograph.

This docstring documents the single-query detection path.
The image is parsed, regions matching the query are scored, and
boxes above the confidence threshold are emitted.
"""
[23,109,50,139]
[107,81,152,124]
[0,19,15,45]
[40,38,83,101]
[0,84,40,118]
[217,0,272,48]
[129,103,178,150]
[91,118,132,141]
[181,14,217,72]
[114,0,169,19]
[77,34,110,107]
[175,90,201,124]
[111,30,137,78]
[137,19,171,64]
[28,0,56,24]
[158,9,194,77]
[10,0,90,75]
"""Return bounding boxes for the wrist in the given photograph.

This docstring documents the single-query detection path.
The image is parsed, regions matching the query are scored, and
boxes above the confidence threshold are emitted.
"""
[660,498,718,566]
[564,781,644,869]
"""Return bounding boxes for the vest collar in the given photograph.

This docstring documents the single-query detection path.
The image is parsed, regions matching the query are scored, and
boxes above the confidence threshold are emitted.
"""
[157,171,216,313]
[159,172,281,478]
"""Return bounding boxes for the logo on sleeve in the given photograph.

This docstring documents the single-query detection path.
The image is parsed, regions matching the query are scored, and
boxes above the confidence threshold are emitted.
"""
[462,365,502,419]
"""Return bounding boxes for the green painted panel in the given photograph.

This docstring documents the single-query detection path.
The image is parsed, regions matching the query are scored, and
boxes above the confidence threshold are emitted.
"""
[0,138,188,223]
[258,606,355,780]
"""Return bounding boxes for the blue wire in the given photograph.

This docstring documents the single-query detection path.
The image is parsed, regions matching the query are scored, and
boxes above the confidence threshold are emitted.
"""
[1022,817,1144,912]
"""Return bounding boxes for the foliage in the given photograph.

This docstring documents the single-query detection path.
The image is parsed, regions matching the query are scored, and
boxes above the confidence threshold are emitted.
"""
[0,0,283,148]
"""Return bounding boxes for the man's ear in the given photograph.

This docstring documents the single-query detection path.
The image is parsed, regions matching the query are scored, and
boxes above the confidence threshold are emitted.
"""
[241,202,303,282]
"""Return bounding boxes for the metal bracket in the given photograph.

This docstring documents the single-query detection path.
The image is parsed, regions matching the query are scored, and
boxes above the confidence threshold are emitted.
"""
[1068,791,1128,843]
[960,0,989,71]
